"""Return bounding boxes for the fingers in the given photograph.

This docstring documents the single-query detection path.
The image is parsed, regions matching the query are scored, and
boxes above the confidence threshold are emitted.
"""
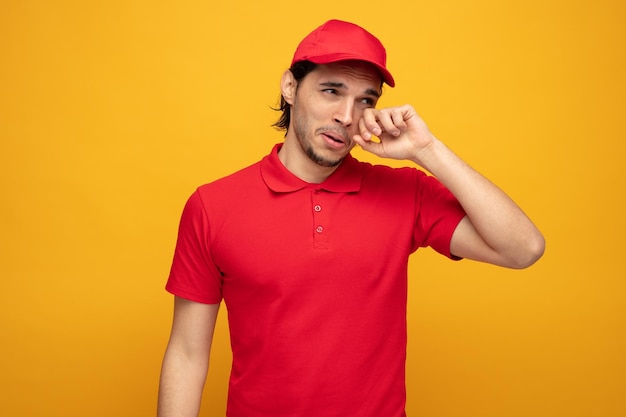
[352,130,386,159]
[358,106,411,140]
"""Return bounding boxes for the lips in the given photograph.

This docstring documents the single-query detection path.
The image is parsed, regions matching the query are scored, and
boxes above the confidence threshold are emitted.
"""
[322,133,345,149]
[319,129,348,149]
[324,132,344,143]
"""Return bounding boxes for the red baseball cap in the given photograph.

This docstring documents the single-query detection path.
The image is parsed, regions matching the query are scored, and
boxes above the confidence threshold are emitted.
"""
[291,19,395,87]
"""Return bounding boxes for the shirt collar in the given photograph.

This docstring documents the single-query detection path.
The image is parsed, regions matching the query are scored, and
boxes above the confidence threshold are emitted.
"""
[260,143,364,193]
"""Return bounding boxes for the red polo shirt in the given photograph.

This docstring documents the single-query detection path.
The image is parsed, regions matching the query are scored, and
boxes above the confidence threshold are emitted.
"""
[167,144,465,417]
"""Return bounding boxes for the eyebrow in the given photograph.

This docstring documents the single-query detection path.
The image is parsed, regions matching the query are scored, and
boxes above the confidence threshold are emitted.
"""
[319,82,381,99]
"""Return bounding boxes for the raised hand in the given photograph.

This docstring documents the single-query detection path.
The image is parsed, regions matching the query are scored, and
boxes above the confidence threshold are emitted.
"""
[352,104,435,165]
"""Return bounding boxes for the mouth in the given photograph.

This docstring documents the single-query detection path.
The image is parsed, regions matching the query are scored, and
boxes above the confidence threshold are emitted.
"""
[320,130,348,149]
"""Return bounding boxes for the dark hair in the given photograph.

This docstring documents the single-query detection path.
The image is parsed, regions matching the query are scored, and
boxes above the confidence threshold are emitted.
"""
[272,60,318,132]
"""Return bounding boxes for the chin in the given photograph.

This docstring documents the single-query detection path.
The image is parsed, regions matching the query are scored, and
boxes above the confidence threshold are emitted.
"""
[305,147,345,168]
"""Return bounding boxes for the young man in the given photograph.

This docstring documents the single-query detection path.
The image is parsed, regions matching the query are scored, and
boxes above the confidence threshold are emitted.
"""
[158,19,544,417]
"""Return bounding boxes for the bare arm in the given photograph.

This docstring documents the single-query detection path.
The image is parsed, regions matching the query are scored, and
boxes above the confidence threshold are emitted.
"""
[353,104,545,268]
[417,138,545,268]
[158,297,220,417]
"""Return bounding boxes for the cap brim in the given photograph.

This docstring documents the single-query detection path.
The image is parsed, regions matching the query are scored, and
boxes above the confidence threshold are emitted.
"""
[296,54,395,87]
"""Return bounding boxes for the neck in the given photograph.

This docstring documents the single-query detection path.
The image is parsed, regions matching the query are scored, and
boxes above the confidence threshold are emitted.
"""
[278,138,339,184]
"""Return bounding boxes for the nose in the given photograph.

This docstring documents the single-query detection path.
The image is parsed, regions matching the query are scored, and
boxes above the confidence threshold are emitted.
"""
[333,99,354,127]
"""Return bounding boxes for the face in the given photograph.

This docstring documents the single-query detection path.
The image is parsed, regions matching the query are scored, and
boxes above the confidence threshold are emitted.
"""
[284,61,382,168]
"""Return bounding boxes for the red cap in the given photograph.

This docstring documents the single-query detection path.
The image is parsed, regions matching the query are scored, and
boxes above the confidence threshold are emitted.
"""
[291,20,395,87]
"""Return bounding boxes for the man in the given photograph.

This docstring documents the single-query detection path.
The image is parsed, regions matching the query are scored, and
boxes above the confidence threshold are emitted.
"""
[158,19,544,417]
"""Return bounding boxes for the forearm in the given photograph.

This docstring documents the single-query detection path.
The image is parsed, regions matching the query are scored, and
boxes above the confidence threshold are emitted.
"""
[354,105,544,267]
[413,138,545,267]
[157,346,209,417]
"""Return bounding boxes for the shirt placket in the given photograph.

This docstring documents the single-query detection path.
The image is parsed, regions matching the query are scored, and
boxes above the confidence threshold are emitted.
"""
[311,188,329,250]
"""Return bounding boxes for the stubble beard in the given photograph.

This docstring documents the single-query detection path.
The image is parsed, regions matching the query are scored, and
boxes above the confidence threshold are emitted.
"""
[292,106,345,169]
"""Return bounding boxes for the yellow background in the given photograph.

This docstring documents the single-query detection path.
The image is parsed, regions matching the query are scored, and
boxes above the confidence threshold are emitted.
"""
[1,0,624,416]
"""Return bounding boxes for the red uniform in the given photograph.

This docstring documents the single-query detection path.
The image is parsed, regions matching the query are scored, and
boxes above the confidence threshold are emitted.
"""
[167,144,465,417]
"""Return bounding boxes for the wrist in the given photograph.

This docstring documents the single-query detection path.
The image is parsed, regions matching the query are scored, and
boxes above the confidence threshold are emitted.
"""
[410,135,444,170]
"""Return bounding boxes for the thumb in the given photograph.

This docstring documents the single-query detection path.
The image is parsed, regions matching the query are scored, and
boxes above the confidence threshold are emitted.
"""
[353,134,384,156]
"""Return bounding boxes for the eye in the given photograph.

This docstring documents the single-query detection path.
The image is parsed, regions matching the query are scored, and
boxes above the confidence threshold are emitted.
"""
[322,88,338,95]
[360,97,377,106]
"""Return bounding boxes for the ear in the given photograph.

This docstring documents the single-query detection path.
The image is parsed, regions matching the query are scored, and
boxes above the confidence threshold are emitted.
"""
[280,70,297,105]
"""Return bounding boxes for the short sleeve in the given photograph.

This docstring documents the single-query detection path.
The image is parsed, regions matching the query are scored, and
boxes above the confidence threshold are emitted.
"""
[413,171,466,259]
[165,190,223,304]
